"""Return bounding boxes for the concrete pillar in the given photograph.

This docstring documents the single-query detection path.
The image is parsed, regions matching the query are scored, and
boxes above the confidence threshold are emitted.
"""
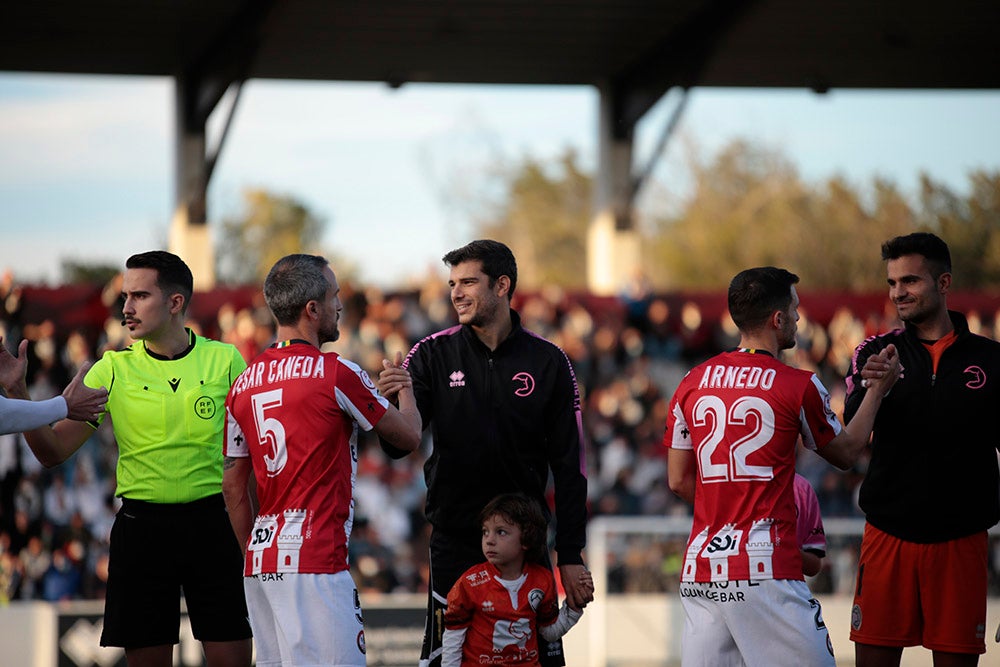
[169,78,216,290]
[587,86,640,296]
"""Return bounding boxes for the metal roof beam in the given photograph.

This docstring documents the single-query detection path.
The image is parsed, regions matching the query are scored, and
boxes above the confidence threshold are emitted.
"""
[178,0,277,132]
[610,0,760,139]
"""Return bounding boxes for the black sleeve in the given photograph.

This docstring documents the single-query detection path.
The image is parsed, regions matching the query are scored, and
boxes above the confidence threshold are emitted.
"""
[843,338,881,424]
[547,348,589,565]
[378,438,411,460]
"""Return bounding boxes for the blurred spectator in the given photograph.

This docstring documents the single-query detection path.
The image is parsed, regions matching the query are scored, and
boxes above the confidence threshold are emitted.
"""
[0,544,22,603]
[18,534,50,600]
[41,547,81,602]
[42,471,76,532]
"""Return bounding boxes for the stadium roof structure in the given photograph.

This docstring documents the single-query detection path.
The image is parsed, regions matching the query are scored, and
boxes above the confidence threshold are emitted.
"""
[3,0,998,290]
[4,1,999,127]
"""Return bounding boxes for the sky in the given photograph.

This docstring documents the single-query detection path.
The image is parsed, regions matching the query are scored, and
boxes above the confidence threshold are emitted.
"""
[1,72,999,288]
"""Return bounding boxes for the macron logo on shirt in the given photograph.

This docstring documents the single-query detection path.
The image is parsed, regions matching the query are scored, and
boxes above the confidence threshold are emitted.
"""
[449,371,466,388]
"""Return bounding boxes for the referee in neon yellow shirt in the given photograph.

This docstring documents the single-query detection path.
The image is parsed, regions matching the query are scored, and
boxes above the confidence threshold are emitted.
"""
[0,251,252,666]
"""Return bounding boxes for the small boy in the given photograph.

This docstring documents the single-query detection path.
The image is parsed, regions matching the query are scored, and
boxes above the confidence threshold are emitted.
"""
[794,472,827,577]
[442,493,593,666]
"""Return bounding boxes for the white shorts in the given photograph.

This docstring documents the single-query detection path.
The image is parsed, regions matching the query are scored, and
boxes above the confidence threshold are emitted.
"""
[244,570,366,667]
[678,579,835,667]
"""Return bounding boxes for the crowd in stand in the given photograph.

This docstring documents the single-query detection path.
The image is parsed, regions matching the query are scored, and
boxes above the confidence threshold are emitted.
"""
[2,268,999,603]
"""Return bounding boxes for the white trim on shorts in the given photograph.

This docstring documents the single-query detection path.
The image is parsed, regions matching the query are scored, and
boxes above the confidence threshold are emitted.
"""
[678,579,835,667]
[244,570,366,667]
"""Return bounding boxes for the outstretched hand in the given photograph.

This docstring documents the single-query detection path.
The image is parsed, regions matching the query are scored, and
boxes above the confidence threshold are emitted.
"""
[0,337,29,394]
[62,362,108,422]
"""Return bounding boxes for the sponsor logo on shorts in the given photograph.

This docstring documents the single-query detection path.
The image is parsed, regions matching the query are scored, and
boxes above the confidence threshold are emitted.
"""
[808,598,827,630]
[250,572,285,582]
[679,581,753,603]
[851,604,862,631]
[357,629,366,654]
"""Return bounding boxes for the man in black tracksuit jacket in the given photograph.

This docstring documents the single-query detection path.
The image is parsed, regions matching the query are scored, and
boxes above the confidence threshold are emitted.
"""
[844,232,1000,665]
[846,309,1000,543]
[378,240,590,667]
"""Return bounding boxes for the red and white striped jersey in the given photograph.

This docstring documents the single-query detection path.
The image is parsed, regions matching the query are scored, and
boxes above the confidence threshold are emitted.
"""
[664,349,841,583]
[224,340,388,575]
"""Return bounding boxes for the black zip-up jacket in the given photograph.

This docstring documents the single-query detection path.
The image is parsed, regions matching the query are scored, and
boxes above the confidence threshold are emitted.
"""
[844,311,1000,543]
[385,310,588,565]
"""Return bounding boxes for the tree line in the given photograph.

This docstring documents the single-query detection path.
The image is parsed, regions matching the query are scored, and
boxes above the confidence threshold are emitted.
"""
[464,139,1000,292]
[61,138,994,292]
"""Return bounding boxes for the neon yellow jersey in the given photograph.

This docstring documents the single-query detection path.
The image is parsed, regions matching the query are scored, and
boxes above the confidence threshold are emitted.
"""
[86,330,247,503]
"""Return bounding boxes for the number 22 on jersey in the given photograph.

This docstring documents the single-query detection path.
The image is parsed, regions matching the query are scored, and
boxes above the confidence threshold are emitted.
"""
[692,395,775,483]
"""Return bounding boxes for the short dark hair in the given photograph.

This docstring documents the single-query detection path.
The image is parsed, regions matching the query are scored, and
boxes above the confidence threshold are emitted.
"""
[728,266,799,332]
[443,239,518,299]
[478,493,548,564]
[881,232,952,279]
[263,254,330,326]
[126,251,193,312]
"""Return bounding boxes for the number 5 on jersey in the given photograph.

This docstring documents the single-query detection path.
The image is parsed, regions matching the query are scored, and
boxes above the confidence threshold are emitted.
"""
[252,389,287,476]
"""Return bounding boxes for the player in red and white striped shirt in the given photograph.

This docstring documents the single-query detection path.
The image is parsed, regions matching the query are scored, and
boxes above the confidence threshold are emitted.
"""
[664,266,898,666]
[223,254,422,667]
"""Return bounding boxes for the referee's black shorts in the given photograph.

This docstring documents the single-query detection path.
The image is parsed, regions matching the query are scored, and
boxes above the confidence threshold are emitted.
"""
[100,494,252,649]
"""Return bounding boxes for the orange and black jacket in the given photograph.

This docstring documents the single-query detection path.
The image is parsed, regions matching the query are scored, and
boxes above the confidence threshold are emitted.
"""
[845,310,1000,543]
